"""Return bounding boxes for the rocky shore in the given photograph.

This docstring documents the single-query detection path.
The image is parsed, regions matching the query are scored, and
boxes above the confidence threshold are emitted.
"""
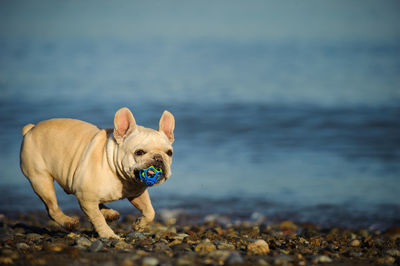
[1,211,399,265]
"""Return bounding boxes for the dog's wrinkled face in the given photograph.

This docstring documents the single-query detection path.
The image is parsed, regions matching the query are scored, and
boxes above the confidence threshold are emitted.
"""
[113,108,175,185]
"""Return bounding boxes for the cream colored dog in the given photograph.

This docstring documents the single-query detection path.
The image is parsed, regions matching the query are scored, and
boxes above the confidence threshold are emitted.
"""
[20,107,175,239]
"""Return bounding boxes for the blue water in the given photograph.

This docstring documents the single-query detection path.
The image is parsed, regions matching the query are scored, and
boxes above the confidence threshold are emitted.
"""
[0,36,399,229]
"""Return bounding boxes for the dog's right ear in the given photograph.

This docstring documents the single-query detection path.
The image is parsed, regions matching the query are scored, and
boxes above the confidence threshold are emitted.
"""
[114,107,136,144]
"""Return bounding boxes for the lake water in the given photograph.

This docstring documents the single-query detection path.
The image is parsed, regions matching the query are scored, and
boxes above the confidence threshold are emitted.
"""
[0,38,399,229]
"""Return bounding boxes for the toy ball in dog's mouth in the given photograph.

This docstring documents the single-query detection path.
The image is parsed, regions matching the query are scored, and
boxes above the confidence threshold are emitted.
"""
[138,166,163,186]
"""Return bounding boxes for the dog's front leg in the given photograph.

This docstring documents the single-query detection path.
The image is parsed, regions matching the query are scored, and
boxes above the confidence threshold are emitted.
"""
[79,200,119,239]
[128,189,155,231]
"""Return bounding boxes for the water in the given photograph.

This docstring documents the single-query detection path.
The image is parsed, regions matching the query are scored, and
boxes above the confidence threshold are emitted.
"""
[1,35,400,229]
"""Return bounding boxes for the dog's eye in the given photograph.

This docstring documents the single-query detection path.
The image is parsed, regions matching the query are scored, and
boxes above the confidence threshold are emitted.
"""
[135,149,146,156]
[166,149,173,157]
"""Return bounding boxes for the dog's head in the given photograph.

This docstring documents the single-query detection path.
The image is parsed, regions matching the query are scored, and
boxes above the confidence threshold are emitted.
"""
[112,107,174,186]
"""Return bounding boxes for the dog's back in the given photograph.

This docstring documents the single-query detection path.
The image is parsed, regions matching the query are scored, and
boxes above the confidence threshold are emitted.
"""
[20,118,100,190]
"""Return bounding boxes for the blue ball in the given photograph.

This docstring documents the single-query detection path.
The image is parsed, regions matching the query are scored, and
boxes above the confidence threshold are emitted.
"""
[138,166,163,186]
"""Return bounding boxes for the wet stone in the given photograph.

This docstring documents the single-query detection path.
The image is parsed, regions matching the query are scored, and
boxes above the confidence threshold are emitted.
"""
[217,242,236,250]
[226,251,244,265]
[90,240,104,252]
[114,240,132,250]
[75,236,92,248]
[16,242,30,251]
[386,249,400,257]
[312,255,332,263]
[194,239,217,254]
[171,243,193,252]
[247,239,270,255]
[125,231,145,241]
[43,243,67,252]
[153,241,171,252]
[274,255,293,265]
[350,239,361,247]
[26,233,43,241]
[142,257,159,266]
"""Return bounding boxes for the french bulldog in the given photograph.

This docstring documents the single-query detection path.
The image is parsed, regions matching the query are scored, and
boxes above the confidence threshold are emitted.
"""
[20,107,175,239]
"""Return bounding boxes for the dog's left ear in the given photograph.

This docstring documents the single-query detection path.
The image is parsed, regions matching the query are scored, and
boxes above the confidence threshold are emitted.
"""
[114,107,137,144]
[159,110,175,143]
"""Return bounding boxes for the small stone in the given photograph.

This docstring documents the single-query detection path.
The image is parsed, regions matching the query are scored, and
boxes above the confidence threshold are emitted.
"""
[195,240,217,254]
[247,239,270,255]
[126,231,145,241]
[16,242,29,251]
[274,255,293,265]
[349,251,363,257]
[177,257,192,266]
[114,240,132,250]
[43,243,66,252]
[67,232,80,239]
[142,257,159,266]
[207,250,231,264]
[171,243,192,252]
[175,233,189,241]
[217,242,235,250]
[386,249,400,257]
[0,257,13,264]
[75,237,91,248]
[153,241,171,252]
[26,233,43,241]
[90,240,104,252]
[280,221,298,231]
[257,258,270,265]
[312,255,332,263]
[226,251,244,265]
[350,239,361,247]
[376,256,395,264]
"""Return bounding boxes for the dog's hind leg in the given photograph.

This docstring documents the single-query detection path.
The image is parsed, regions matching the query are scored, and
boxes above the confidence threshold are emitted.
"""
[27,173,79,230]
[99,204,120,222]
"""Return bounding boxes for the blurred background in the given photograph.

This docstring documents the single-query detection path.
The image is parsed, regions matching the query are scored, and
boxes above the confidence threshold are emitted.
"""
[0,1,399,229]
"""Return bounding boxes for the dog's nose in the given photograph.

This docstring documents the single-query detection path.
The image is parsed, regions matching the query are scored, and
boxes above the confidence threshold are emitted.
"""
[153,154,163,162]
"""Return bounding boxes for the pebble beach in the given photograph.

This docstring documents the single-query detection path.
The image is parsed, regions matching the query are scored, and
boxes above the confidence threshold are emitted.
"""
[1,211,399,265]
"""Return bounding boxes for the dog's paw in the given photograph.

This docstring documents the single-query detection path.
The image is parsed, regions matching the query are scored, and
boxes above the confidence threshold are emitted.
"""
[63,216,79,231]
[100,208,120,222]
[98,229,120,239]
[132,217,150,232]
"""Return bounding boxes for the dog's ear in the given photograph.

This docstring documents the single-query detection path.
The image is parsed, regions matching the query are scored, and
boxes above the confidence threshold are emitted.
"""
[114,107,136,144]
[159,110,175,143]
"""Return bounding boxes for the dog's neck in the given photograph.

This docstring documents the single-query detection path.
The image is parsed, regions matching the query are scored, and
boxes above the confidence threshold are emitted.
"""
[105,129,119,176]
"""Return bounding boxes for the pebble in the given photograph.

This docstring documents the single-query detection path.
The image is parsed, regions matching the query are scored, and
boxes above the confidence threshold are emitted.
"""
[274,255,293,265]
[142,257,159,266]
[194,239,217,254]
[280,220,298,231]
[114,240,132,250]
[43,243,66,252]
[125,231,145,241]
[16,242,30,251]
[175,233,189,241]
[207,250,231,264]
[217,242,235,250]
[386,249,400,257]
[312,255,332,263]
[350,239,361,247]
[226,251,244,265]
[247,239,270,255]
[90,240,104,252]
[75,236,92,248]
[26,233,43,241]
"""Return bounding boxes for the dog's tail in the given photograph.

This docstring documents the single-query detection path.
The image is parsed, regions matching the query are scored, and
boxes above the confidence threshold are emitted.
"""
[22,123,35,136]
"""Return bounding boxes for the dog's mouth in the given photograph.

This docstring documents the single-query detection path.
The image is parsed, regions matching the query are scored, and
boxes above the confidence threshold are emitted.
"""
[133,162,166,186]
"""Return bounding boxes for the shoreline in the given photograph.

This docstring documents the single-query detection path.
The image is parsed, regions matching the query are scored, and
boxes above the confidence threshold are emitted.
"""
[1,211,399,265]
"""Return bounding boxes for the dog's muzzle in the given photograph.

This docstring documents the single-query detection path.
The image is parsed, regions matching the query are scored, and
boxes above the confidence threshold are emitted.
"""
[138,166,162,186]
